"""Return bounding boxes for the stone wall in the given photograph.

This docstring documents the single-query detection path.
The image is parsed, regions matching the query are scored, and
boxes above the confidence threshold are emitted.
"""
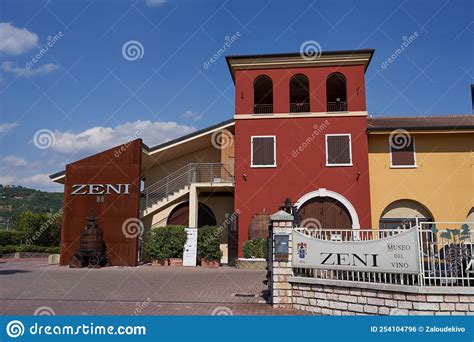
[290,282,474,316]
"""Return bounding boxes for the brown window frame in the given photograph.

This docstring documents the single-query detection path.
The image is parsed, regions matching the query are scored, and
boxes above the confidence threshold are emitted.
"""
[251,135,276,168]
[325,134,352,167]
[389,136,416,168]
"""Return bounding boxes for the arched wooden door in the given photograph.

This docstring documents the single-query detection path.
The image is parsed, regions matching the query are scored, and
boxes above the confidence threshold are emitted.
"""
[167,202,217,227]
[298,197,352,229]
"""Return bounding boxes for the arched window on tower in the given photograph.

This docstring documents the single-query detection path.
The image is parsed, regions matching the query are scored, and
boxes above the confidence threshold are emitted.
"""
[253,75,273,114]
[289,74,310,113]
[326,72,347,112]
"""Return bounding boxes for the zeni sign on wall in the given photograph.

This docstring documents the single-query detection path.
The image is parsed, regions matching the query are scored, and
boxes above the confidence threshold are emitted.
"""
[293,228,420,274]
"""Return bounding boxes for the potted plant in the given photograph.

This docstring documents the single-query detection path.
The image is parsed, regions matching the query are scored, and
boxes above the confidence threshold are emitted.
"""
[197,226,222,268]
[142,228,169,266]
[165,225,187,267]
[236,238,267,270]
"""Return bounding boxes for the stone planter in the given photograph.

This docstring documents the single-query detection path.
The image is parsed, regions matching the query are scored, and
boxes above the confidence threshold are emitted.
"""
[235,258,267,270]
[201,260,220,268]
[169,258,183,267]
[48,254,60,265]
[152,259,168,267]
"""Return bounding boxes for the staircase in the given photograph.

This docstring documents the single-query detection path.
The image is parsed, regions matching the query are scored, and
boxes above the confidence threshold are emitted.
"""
[141,163,234,217]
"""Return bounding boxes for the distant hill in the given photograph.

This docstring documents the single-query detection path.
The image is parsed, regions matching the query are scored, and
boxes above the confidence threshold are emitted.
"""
[0,185,63,228]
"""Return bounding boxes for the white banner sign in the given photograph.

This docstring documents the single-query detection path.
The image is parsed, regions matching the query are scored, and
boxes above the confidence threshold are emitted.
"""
[183,228,198,267]
[293,228,420,274]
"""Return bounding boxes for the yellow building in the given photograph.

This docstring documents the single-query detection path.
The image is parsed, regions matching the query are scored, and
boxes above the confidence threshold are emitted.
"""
[367,115,474,230]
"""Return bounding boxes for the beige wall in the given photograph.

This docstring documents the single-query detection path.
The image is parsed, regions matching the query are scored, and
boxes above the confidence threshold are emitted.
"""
[368,132,474,228]
[143,146,221,188]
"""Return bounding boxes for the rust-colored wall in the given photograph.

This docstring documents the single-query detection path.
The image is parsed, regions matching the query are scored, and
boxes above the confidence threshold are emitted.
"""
[60,140,142,266]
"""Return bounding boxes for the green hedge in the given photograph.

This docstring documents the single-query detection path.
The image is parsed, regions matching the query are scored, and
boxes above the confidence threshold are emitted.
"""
[142,225,187,261]
[197,226,222,262]
[0,230,27,246]
[243,238,267,259]
[0,245,60,254]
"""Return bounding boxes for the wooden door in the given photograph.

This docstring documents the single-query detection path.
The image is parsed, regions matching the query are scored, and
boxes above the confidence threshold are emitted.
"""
[298,197,352,229]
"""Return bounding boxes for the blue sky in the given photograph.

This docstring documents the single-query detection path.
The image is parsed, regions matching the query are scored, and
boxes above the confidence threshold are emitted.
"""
[0,0,472,191]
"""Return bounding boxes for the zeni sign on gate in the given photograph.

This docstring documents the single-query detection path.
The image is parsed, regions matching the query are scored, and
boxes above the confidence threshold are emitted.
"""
[292,228,420,274]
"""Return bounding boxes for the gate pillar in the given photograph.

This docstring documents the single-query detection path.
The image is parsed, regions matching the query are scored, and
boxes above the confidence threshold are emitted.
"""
[269,210,294,308]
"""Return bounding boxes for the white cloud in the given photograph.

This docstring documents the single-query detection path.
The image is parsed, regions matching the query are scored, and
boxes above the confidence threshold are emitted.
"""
[145,0,166,6]
[2,61,59,77]
[51,119,196,154]
[1,155,27,166]
[0,173,62,192]
[181,110,203,123]
[21,173,63,192]
[0,22,38,55]
[0,122,18,134]
[0,175,15,185]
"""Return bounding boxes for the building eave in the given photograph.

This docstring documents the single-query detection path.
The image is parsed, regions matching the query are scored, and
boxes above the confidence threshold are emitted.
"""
[226,49,375,83]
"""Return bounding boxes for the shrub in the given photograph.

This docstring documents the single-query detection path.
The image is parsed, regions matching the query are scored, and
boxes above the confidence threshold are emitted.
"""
[197,226,222,262]
[243,238,267,259]
[0,230,27,246]
[11,211,61,247]
[142,225,187,261]
[0,245,60,254]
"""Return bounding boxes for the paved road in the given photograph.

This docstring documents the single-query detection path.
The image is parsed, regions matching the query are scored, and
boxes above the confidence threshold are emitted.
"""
[0,258,309,316]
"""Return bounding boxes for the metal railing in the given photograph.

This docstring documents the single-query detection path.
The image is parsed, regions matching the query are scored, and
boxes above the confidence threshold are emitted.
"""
[293,222,474,287]
[143,163,234,211]
[253,104,273,114]
[327,101,347,112]
[419,222,473,287]
[290,102,310,113]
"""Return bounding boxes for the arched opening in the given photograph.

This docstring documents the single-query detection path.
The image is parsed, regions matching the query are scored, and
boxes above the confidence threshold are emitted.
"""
[294,188,360,231]
[379,199,433,230]
[326,72,347,112]
[167,202,217,227]
[298,197,352,229]
[253,75,273,114]
[289,74,310,113]
[467,207,474,232]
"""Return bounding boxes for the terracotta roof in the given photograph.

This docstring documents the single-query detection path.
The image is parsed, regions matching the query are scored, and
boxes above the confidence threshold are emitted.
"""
[367,115,474,131]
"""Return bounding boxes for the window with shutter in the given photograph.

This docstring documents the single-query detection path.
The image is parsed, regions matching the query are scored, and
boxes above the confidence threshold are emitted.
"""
[251,136,276,167]
[390,137,416,167]
[325,134,352,166]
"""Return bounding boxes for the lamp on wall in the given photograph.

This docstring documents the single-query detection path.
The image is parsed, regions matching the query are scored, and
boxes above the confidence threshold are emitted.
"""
[243,173,247,181]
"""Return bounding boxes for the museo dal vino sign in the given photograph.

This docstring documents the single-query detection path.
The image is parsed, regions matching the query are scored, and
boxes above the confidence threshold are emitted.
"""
[293,228,420,274]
